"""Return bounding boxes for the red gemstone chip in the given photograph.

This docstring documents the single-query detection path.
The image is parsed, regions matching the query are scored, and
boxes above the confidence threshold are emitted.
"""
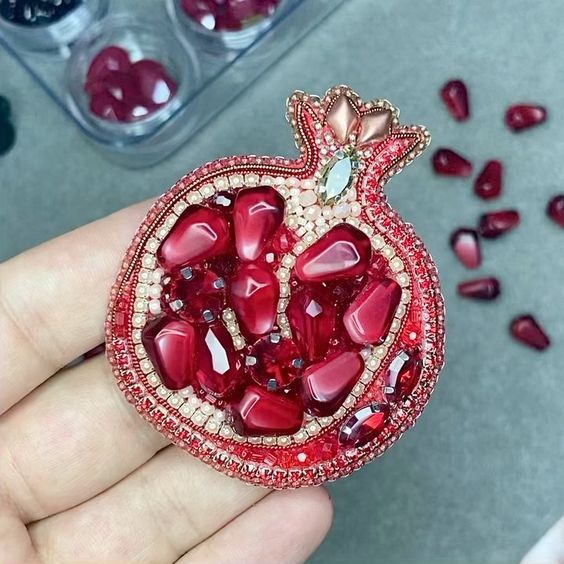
[432,148,472,177]
[474,160,503,200]
[510,315,550,351]
[547,195,564,227]
[440,79,470,121]
[505,104,547,132]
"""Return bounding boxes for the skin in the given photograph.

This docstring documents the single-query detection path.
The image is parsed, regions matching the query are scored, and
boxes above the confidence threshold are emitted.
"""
[0,200,333,564]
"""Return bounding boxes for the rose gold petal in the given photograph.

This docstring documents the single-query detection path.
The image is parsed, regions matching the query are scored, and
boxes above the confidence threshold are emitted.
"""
[358,110,392,144]
[326,94,360,143]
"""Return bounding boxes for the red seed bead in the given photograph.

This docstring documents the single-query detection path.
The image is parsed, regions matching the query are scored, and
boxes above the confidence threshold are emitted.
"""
[432,148,472,177]
[505,104,547,132]
[450,228,481,269]
[440,79,470,121]
[474,160,503,200]
[457,277,501,300]
[478,210,520,239]
[510,315,550,351]
[547,195,564,227]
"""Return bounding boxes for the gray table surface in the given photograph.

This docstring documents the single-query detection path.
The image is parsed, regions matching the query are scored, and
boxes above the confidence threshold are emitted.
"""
[1,1,563,562]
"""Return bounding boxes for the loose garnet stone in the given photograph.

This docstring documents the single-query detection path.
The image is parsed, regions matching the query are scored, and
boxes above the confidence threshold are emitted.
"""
[86,46,131,84]
[478,210,520,238]
[457,277,501,300]
[432,148,472,177]
[440,79,470,121]
[384,350,422,402]
[142,316,197,390]
[230,263,279,338]
[287,285,337,362]
[247,334,302,390]
[130,60,178,108]
[157,205,231,270]
[505,104,547,131]
[228,385,303,437]
[295,223,372,282]
[474,160,503,200]
[450,228,481,269]
[233,185,285,261]
[300,351,364,416]
[547,195,564,227]
[339,404,388,448]
[343,277,402,344]
[510,315,550,351]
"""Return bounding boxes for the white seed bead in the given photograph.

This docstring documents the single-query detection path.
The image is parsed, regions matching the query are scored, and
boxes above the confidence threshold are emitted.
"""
[152,267,164,283]
[334,202,351,219]
[149,300,162,315]
[149,285,162,299]
[322,206,334,219]
[301,179,316,190]
[350,202,362,217]
[299,190,318,207]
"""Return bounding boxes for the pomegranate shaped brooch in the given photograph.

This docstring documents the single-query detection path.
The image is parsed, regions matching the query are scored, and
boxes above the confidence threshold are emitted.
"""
[106,86,445,488]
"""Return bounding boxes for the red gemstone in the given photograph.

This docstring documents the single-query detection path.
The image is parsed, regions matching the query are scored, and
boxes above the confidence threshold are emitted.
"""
[450,228,481,269]
[510,315,550,351]
[295,223,372,283]
[130,59,177,108]
[474,160,502,200]
[300,351,364,416]
[432,148,472,177]
[547,195,564,227]
[228,385,303,436]
[233,186,285,262]
[157,205,231,270]
[86,46,131,84]
[272,224,298,254]
[457,277,501,300]
[505,104,547,131]
[384,350,422,402]
[338,404,388,448]
[197,322,243,397]
[247,333,302,390]
[141,316,198,390]
[478,210,520,238]
[230,263,279,338]
[287,285,337,362]
[165,267,226,323]
[343,277,402,345]
[89,91,128,122]
[440,79,469,121]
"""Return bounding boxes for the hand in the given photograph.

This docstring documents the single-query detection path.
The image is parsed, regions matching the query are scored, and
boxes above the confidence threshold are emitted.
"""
[0,201,333,563]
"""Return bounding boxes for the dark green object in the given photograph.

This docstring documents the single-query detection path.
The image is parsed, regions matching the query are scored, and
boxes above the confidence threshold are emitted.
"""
[0,95,11,120]
[0,118,15,156]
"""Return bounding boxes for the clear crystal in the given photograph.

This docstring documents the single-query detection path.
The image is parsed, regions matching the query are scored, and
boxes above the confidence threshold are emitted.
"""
[318,149,360,205]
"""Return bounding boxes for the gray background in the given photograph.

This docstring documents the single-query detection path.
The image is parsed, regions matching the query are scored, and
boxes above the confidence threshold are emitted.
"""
[1,1,563,562]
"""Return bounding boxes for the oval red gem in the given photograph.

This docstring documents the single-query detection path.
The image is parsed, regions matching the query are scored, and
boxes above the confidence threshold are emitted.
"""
[86,45,131,84]
[384,350,422,402]
[157,205,231,270]
[130,59,177,108]
[300,351,364,416]
[141,316,198,390]
[295,223,372,283]
[343,277,402,345]
[339,404,388,448]
[474,160,502,200]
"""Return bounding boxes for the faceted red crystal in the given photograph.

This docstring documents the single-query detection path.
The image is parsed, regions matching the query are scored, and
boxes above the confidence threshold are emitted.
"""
[510,315,550,351]
[247,333,302,390]
[141,316,197,390]
[474,160,502,200]
[130,59,177,108]
[295,223,372,282]
[450,228,481,269]
[384,350,422,402]
[300,351,364,416]
[505,104,547,132]
[478,210,520,238]
[233,186,285,261]
[440,79,469,121]
[228,385,303,436]
[547,195,564,227]
[89,90,128,122]
[343,277,402,345]
[86,45,131,84]
[197,322,243,397]
[165,267,226,323]
[457,277,501,300]
[157,205,231,270]
[338,404,388,448]
[287,285,337,362]
[432,148,472,177]
[230,263,279,338]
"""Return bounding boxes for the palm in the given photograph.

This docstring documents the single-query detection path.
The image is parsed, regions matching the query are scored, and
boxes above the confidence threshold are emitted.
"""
[0,201,332,563]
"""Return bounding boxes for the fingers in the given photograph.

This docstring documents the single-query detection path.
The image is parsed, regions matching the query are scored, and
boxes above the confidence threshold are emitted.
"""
[0,200,151,415]
[521,516,564,564]
[0,355,168,523]
[30,447,269,564]
[179,488,334,564]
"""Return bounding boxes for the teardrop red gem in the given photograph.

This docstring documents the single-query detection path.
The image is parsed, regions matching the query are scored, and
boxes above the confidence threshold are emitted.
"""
[440,79,470,121]
[338,404,388,448]
[474,160,502,200]
[233,185,285,262]
[432,148,472,177]
[457,277,501,300]
[547,195,564,227]
[343,277,402,345]
[478,210,520,238]
[505,104,547,131]
[510,315,550,351]
[294,223,372,282]
[300,351,364,416]
[450,228,481,268]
